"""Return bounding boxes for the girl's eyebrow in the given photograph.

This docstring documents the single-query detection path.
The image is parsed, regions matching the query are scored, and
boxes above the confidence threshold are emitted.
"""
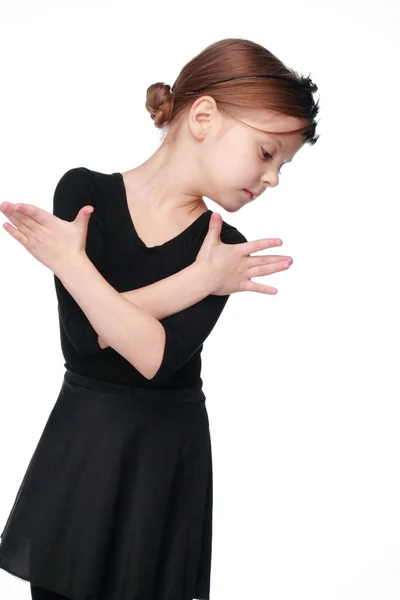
[259,131,282,148]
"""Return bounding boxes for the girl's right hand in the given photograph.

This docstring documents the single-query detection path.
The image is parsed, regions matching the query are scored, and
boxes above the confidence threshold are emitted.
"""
[195,212,293,296]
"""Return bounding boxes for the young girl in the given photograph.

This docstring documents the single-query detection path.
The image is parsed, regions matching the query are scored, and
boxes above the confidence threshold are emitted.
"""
[0,37,319,600]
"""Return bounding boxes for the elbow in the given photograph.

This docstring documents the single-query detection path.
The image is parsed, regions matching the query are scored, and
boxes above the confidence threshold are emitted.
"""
[140,362,160,381]
[134,325,167,381]
[141,361,165,383]
[143,368,161,382]
[145,347,167,382]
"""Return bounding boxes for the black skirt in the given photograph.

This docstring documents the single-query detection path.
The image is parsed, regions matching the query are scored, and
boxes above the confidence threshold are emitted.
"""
[0,369,213,600]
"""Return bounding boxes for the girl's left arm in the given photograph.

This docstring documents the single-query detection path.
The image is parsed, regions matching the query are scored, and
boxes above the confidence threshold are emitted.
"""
[0,180,166,380]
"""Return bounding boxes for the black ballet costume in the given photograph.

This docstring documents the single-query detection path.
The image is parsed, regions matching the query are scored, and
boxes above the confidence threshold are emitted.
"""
[0,167,247,600]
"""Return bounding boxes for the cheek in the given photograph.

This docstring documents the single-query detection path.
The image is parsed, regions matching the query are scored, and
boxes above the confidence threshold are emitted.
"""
[202,127,256,189]
[215,149,255,187]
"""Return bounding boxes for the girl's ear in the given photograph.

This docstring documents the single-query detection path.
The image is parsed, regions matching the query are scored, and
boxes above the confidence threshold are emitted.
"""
[188,96,217,140]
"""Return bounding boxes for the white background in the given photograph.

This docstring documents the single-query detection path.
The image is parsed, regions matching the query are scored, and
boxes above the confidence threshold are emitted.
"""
[0,1,399,599]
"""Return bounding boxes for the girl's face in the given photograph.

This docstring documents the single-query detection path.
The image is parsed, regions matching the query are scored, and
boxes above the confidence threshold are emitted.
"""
[190,98,308,212]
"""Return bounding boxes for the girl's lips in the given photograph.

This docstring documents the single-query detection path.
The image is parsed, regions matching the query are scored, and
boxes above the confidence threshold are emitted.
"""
[244,189,254,200]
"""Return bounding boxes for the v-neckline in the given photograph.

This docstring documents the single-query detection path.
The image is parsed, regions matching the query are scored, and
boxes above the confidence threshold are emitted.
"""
[116,172,211,251]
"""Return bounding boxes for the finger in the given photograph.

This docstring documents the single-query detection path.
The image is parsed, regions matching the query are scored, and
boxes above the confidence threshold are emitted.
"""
[248,254,292,266]
[1,207,25,227]
[1,207,32,235]
[248,259,291,278]
[2,221,29,246]
[241,280,278,294]
[12,203,53,226]
[238,238,283,255]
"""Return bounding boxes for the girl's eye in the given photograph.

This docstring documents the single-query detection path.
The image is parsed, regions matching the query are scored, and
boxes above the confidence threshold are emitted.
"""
[261,148,283,174]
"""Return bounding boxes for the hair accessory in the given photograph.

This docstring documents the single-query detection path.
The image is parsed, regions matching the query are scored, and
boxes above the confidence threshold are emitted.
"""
[182,74,297,95]
[180,75,318,95]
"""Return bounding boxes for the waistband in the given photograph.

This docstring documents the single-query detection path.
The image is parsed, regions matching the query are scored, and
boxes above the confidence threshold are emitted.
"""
[63,369,206,404]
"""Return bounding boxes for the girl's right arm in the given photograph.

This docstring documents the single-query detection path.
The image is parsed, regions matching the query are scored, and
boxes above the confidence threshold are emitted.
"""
[120,261,214,321]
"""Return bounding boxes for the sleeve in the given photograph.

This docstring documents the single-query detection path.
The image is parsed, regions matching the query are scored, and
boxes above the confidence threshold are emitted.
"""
[149,225,248,385]
[52,167,107,355]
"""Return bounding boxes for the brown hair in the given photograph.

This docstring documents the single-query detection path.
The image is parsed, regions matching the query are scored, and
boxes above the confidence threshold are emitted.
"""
[145,37,320,145]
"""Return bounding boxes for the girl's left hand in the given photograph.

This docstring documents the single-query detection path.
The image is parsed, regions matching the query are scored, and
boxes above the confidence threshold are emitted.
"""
[0,201,94,277]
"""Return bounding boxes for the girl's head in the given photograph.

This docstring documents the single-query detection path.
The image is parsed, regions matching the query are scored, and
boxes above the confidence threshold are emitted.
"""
[144,38,320,213]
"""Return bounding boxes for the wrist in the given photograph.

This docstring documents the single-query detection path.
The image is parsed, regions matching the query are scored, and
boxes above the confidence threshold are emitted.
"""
[191,259,215,295]
[55,251,89,282]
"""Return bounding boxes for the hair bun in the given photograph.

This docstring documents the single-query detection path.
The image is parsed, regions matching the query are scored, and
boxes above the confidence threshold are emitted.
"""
[145,82,174,128]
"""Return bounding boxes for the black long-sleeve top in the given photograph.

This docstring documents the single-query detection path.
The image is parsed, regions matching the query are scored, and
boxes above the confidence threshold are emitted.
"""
[52,167,247,389]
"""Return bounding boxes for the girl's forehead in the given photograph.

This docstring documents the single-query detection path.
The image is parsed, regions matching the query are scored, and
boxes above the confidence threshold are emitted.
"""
[222,106,306,141]
[232,112,306,152]
[226,110,306,160]
[242,109,306,134]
